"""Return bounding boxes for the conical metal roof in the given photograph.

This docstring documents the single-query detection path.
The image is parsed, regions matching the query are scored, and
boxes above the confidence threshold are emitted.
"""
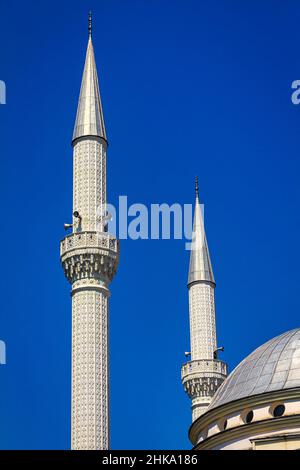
[72,35,107,143]
[188,185,215,286]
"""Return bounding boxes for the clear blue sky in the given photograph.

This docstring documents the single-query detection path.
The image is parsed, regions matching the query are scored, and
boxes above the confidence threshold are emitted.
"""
[0,0,300,450]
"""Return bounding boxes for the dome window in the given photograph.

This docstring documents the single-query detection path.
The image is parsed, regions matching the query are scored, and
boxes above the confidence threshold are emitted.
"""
[241,409,254,424]
[245,410,254,423]
[218,418,227,432]
[273,404,285,417]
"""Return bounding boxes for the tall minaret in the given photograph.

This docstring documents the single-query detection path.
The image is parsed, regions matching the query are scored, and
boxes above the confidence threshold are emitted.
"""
[181,178,227,422]
[60,14,119,450]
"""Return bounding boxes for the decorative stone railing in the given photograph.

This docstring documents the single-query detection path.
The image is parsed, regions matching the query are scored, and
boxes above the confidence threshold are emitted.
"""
[60,231,118,256]
[181,359,228,379]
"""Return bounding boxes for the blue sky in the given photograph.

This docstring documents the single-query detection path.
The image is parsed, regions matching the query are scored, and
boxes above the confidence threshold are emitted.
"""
[1,0,300,450]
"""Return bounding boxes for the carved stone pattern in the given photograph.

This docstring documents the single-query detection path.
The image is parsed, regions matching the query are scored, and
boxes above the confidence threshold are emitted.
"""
[189,283,217,360]
[183,376,225,400]
[72,286,109,449]
[73,138,107,232]
[181,359,228,378]
[63,254,116,285]
[60,231,118,254]
[60,232,119,285]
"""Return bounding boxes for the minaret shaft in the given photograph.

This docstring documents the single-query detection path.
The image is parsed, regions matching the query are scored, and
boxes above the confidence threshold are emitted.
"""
[71,287,109,449]
[189,282,217,360]
[61,24,118,450]
[73,138,107,232]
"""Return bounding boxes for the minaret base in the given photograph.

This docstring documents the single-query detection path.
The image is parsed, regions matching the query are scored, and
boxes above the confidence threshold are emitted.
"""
[191,398,210,422]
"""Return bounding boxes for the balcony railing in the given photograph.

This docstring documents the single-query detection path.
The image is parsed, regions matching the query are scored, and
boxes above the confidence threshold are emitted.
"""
[60,231,118,257]
[181,359,227,379]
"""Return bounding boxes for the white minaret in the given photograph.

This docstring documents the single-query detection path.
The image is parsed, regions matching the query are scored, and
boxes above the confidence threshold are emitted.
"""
[181,178,227,421]
[60,14,119,450]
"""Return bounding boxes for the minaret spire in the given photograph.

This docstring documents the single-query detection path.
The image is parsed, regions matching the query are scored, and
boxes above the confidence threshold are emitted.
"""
[181,180,227,421]
[72,14,106,143]
[88,11,92,37]
[188,179,215,286]
[61,16,119,450]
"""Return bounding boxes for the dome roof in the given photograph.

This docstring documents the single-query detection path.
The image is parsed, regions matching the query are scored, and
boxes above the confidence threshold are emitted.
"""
[209,328,300,410]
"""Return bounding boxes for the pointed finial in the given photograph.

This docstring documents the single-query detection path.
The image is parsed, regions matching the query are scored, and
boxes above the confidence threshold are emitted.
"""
[88,11,92,37]
[195,176,199,197]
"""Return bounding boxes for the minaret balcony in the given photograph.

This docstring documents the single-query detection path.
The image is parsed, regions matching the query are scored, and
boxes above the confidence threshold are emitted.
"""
[181,359,228,400]
[60,231,119,284]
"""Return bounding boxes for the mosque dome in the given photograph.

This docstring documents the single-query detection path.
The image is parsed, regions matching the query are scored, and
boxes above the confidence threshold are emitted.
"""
[190,328,300,450]
[209,328,300,411]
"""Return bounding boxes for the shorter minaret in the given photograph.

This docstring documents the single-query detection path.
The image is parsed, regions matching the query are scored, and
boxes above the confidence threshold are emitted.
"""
[181,178,227,421]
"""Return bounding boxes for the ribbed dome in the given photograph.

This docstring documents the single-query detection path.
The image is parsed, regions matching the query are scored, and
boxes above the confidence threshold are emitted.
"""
[209,328,300,410]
